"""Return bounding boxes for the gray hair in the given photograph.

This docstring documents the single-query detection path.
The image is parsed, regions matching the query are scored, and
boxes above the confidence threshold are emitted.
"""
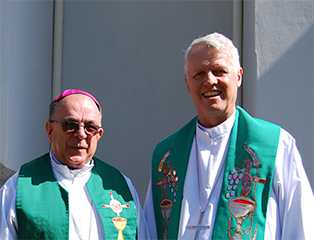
[184,32,241,72]
[49,97,103,126]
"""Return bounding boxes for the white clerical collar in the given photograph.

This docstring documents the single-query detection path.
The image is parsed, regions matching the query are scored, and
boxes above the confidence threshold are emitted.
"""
[49,150,94,177]
[196,110,236,144]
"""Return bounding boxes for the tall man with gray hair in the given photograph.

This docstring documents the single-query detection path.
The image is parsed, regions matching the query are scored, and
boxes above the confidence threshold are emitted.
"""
[144,33,314,239]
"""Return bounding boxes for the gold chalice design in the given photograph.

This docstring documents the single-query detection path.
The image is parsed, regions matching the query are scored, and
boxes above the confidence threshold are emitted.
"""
[160,198,173,240]
[228,197,257,240]
[113,217,127,240]
[102,192,130,240]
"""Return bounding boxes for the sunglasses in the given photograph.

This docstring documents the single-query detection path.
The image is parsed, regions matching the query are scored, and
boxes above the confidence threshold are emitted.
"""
[50,119,101,136]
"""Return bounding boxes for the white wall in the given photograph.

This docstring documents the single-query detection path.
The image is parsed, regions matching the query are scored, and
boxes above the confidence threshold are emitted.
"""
[0,0,53,170]
[1,0,313,205]
[255,0,313,187]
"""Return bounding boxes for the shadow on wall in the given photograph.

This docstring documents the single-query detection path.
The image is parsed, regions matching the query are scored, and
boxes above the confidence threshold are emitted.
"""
[257,27,314,189]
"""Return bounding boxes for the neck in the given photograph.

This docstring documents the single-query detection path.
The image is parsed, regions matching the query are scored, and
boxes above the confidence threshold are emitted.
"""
[198,109,236,129]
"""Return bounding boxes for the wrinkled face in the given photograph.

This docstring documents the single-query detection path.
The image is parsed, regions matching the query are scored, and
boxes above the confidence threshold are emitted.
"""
[185,46,242,128]
[45,94,103,169]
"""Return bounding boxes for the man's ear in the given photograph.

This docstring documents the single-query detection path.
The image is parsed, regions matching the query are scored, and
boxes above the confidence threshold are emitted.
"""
[237,68,243,88]
[45,121,53,143]
[96,128,104,141]
[185,75,191,94]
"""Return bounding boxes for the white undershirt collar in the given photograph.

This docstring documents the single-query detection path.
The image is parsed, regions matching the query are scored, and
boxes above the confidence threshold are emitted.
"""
[49,150,94,178]
[196,111,236,145]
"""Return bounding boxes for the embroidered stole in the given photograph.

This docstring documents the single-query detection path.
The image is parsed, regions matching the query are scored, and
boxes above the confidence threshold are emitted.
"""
[16,153,137,240]
[151,106,280,240]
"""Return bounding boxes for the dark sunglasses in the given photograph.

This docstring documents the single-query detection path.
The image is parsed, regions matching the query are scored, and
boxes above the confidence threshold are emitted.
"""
[50,119,101,136]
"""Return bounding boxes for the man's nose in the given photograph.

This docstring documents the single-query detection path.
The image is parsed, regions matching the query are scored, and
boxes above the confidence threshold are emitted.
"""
[74,125,87,138]
[204,71,218,85]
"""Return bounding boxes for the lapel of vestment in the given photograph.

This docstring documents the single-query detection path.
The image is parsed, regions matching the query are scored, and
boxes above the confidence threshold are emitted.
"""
[86,157,137,240]
[152,116,197,239]
[212,106,280,239]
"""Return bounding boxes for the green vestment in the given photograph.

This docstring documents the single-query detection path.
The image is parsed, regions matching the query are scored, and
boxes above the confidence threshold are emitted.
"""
[151,106,280,239]
[16,153,137,240]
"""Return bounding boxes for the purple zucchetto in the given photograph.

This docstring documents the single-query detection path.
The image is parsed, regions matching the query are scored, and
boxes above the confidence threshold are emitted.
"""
[51,89,101,109]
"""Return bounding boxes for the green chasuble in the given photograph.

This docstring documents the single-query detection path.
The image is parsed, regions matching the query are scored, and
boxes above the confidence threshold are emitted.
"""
[151,106,280,240]
[16,153,137,240]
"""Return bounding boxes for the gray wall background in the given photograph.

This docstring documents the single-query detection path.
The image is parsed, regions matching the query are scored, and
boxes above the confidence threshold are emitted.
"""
[255,1,313,179]
[1,0,313,205]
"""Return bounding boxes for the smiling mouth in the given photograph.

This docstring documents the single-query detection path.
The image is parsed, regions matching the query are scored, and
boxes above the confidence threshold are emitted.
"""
[203,91,221,97]
[70,145,87,150]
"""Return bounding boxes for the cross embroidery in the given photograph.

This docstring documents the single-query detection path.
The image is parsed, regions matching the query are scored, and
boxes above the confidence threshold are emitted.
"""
[154,163,178,199]
[102,192,130,216]
[239,159,266,196]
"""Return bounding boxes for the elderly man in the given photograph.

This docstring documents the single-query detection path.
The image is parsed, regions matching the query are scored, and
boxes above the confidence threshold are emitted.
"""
[0,89,150,240]
[144,33,314,240]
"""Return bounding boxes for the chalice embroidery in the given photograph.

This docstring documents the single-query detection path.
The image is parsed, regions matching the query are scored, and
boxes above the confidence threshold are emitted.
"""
[102,192,130,240]
[154,149,178,240]
[226,144,266,240]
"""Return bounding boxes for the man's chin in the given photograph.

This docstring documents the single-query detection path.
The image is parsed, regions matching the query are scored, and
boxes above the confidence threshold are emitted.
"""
[66,156,88,169]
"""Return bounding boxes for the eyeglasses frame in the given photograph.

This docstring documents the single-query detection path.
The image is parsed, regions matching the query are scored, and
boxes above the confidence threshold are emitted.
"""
[50,119,102,137]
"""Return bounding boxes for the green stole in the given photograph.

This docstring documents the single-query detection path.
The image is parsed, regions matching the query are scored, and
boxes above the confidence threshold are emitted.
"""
[16,153,137,240]
[151,106,280,239]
